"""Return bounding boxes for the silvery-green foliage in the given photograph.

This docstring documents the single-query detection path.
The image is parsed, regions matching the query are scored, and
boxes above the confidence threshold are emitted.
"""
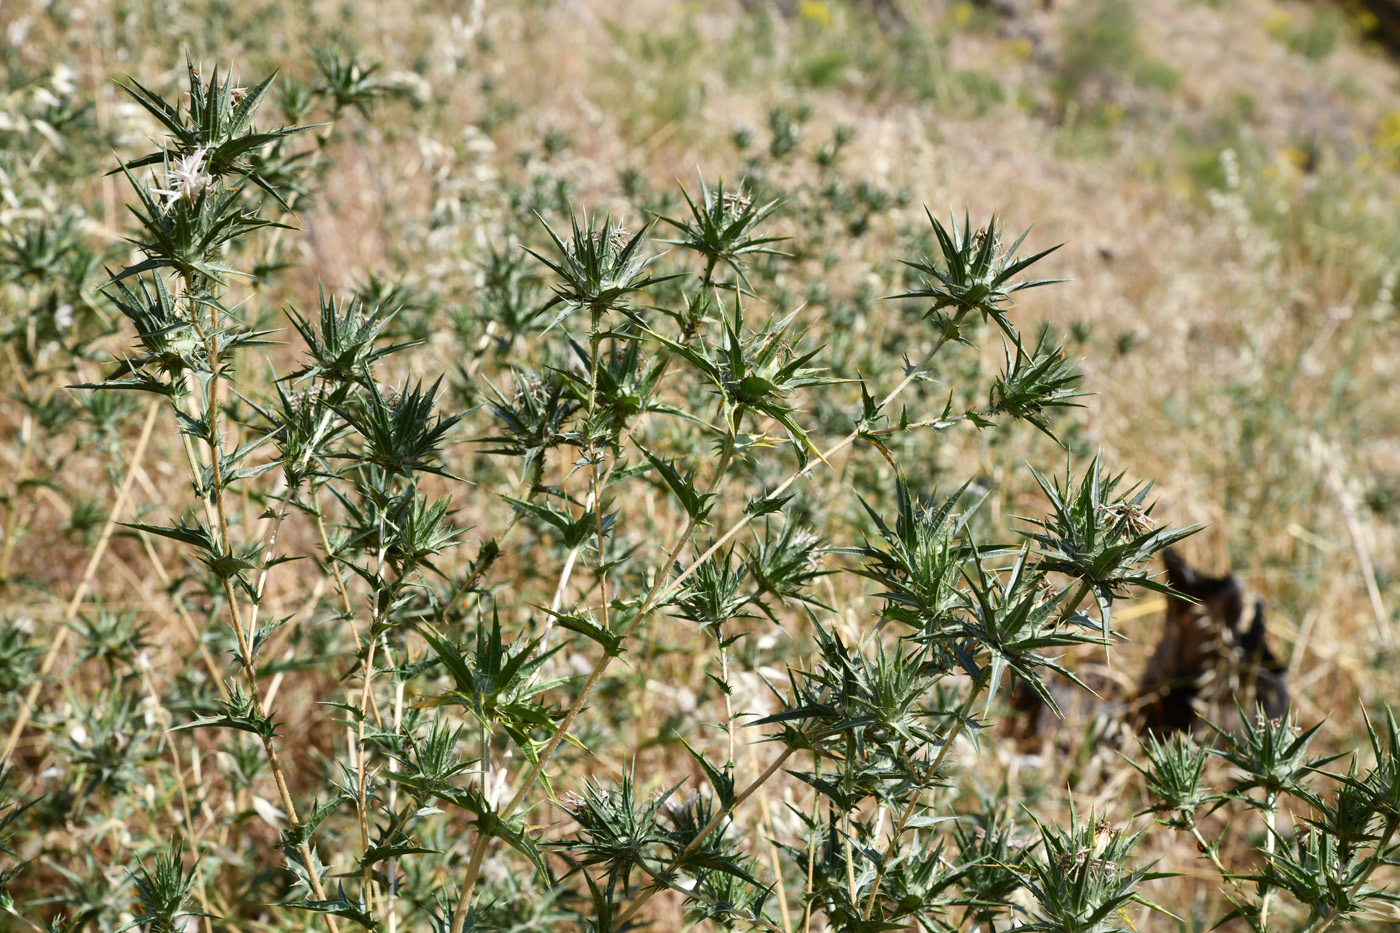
[1136,707,1400,932]
[4,45,1389,933]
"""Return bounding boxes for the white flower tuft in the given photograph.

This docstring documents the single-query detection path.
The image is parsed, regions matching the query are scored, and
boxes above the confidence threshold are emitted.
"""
[151,146,217,213]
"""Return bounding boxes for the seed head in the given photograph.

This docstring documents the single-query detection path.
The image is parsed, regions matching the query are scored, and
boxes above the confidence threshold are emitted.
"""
[1100,501,1156,537]
[722,191,754,216]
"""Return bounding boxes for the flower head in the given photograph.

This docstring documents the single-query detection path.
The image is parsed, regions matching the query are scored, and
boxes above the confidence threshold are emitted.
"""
[151,147,217,213]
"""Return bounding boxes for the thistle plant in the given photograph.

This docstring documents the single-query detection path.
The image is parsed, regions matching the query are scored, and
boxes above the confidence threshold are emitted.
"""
[659,174,786,294]
[123,843,210,933]
[893,209,1064,342]
[79,60,358,925]
[61,75,1185,923]
[1015,806,1171,933]
[0,44,1391,933]
[1134,706,1400,932]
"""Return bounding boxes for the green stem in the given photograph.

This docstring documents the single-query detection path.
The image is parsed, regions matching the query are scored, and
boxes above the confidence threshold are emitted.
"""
[719,634,736,769]
[588,302,612,638]
[843,733,858,906]
[801,755,821,933]
[1185,817,1245,893]
[1260,790,1277,929]
[591,449,611,641]
[354,523,389,914]
[190,308,338,931]
[313,485,356,617]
